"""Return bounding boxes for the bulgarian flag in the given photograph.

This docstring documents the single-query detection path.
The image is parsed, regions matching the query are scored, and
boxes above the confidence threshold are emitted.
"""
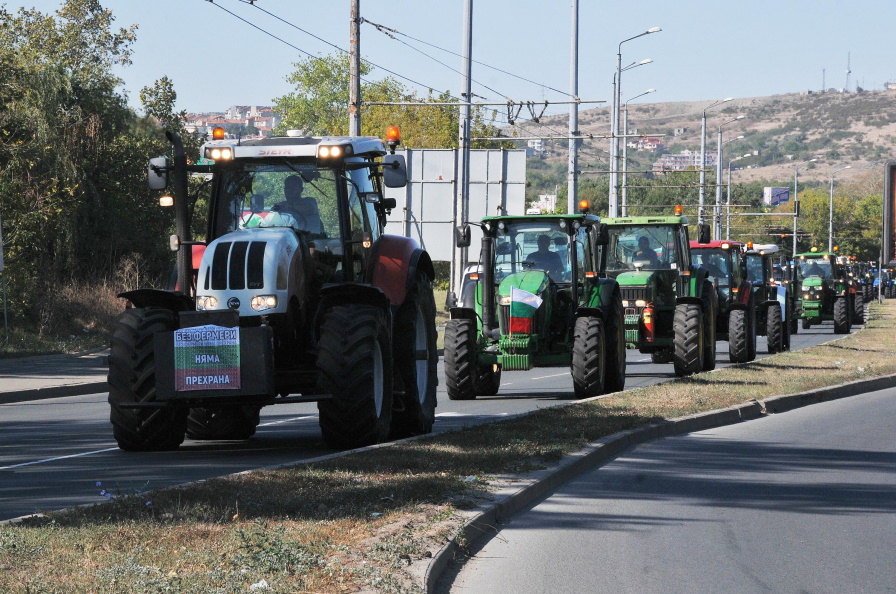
[509,286,543,334]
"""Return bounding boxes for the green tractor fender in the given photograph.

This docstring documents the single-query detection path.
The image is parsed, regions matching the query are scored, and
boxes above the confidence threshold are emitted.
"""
[579,277,620,321]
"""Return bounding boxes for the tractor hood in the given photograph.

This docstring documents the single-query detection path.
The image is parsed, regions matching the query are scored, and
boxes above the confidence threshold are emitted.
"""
[497,271,550,299]
[614,269,656,287]
[195,227,303,317]
[802,277,824,288]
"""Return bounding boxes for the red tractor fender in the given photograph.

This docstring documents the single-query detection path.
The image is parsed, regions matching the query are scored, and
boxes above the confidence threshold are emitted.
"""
[368,235,434,306]
[735,280,753,306]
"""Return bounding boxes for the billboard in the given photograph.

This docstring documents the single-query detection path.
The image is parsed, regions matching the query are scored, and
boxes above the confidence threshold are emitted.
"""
[884,162,896,266]
[383,148,526,262]
[763,186,791,206]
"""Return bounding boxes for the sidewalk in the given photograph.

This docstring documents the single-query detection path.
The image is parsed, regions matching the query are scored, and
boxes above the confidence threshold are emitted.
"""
[0,348,109,404]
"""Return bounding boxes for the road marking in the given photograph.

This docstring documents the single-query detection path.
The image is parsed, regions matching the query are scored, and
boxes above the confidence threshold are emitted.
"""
[0,417,312,471]
[0,447,119,471]
[530,372,569,380]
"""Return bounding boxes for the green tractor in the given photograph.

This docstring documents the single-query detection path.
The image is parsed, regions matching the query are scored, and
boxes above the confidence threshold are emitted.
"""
[795,249,853,334]
[603,212,717,376]
[445,211,625,400]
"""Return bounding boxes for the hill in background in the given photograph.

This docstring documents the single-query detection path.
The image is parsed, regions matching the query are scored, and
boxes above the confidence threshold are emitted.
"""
[519,89,896,186]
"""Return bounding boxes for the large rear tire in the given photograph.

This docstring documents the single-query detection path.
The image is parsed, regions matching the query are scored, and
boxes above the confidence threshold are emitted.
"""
[316,305,393,449]
[108,308,187,451]
[444,318,477,400]
[833,297,851,334]
[766,303,783,354]
[571,316,606,398]
[603,289,627,393]
[745,300,758,361]
[673,303,704,377]
[728,308,751,363]
[186,406,261,440]
[390,274,438,439]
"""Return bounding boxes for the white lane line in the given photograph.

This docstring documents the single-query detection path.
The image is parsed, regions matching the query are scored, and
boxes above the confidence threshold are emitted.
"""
[259,416,312,427]
[530,372,569,380]
[0,416,315,471]
[0,447,119,471]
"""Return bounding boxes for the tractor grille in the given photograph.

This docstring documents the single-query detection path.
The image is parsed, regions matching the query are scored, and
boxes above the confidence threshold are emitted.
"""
[207,241,266,291]
[499,302,545,335]
[620,287,649,305]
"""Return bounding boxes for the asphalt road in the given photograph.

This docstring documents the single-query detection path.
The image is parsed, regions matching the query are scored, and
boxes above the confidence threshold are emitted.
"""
[446,385,896,594]
[0,323,844,521]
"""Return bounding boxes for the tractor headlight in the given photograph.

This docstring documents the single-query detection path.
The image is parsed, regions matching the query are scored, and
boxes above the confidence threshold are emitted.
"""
[251,295,278,312]
[196,296,218,310]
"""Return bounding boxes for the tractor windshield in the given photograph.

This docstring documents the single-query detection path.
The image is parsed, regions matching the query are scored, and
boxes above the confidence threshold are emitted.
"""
[692,248,732,287]
[494,221,573,283]
[211,162,341,240]
[797,257,832,279]
[607,225,679,272]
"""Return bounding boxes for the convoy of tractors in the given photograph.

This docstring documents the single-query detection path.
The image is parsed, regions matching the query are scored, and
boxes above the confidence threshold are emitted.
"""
[108,125,882,451]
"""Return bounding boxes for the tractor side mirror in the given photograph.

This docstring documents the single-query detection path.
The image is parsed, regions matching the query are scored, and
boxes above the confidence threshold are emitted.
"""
[148,157,169,190]
[382,154,407,188]
[455,224,471,248]
[697,223,711,244]
[593,223,610,246]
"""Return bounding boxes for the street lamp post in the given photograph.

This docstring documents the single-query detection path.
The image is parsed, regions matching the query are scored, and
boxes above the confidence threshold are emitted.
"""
[715,116,745,238]
[828,165,851,252]
[621,88,656,216]
[609,26,660,217]
[726,153,752,239]
[699,98,732,226]
[793,158,817,257]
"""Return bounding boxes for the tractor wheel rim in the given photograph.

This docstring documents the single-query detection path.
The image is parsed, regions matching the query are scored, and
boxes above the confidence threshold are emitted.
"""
[415,308,428,404]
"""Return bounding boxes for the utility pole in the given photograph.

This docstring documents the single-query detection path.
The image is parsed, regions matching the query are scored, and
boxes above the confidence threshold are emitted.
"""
[452,0,473,297]
[349,0,361,136]
[567,0,579,214]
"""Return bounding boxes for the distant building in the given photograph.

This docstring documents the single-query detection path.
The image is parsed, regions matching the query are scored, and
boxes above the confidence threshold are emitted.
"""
[673,127,687,137]
[527,138,546,157]
[886,82,896,92]
[653,149,718,173]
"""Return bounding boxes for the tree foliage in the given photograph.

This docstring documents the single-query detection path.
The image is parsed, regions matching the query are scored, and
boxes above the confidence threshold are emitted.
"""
[274,53,509,148]
[0,0,175,330]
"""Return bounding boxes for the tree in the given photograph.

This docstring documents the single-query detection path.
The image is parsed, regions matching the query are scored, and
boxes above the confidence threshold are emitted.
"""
[0,0,174,330]
[274,53,509,149]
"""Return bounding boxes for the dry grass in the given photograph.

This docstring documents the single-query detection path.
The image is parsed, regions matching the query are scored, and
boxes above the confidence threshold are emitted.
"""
[2,301,895,593]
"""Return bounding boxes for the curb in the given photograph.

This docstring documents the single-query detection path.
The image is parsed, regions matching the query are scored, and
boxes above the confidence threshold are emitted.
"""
[0,381,109,405]
[423,372,896,593]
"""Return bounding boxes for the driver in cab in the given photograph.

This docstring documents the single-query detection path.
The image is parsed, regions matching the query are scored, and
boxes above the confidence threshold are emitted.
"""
[525,234,565,281]
[277,175,325,235]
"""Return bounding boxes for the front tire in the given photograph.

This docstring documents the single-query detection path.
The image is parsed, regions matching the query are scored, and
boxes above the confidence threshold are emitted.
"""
[728,308,751,363]
[853,292,865,324]
[571,316,605,398]
[390,274,438,439]
[316,305,393,449]
[444,318,477,400]
[802,317,811,330]
[766,303,783,354]
[701,283,718,371]
[603,289,627,393]
[108,308,187,451]
[833,297,851,334]
[673,303,704,377]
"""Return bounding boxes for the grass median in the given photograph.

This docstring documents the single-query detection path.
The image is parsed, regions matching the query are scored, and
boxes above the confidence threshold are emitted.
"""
[3,300,895,593]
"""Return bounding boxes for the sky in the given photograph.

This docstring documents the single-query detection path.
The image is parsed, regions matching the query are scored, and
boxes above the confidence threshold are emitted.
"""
[9,0,896,128]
